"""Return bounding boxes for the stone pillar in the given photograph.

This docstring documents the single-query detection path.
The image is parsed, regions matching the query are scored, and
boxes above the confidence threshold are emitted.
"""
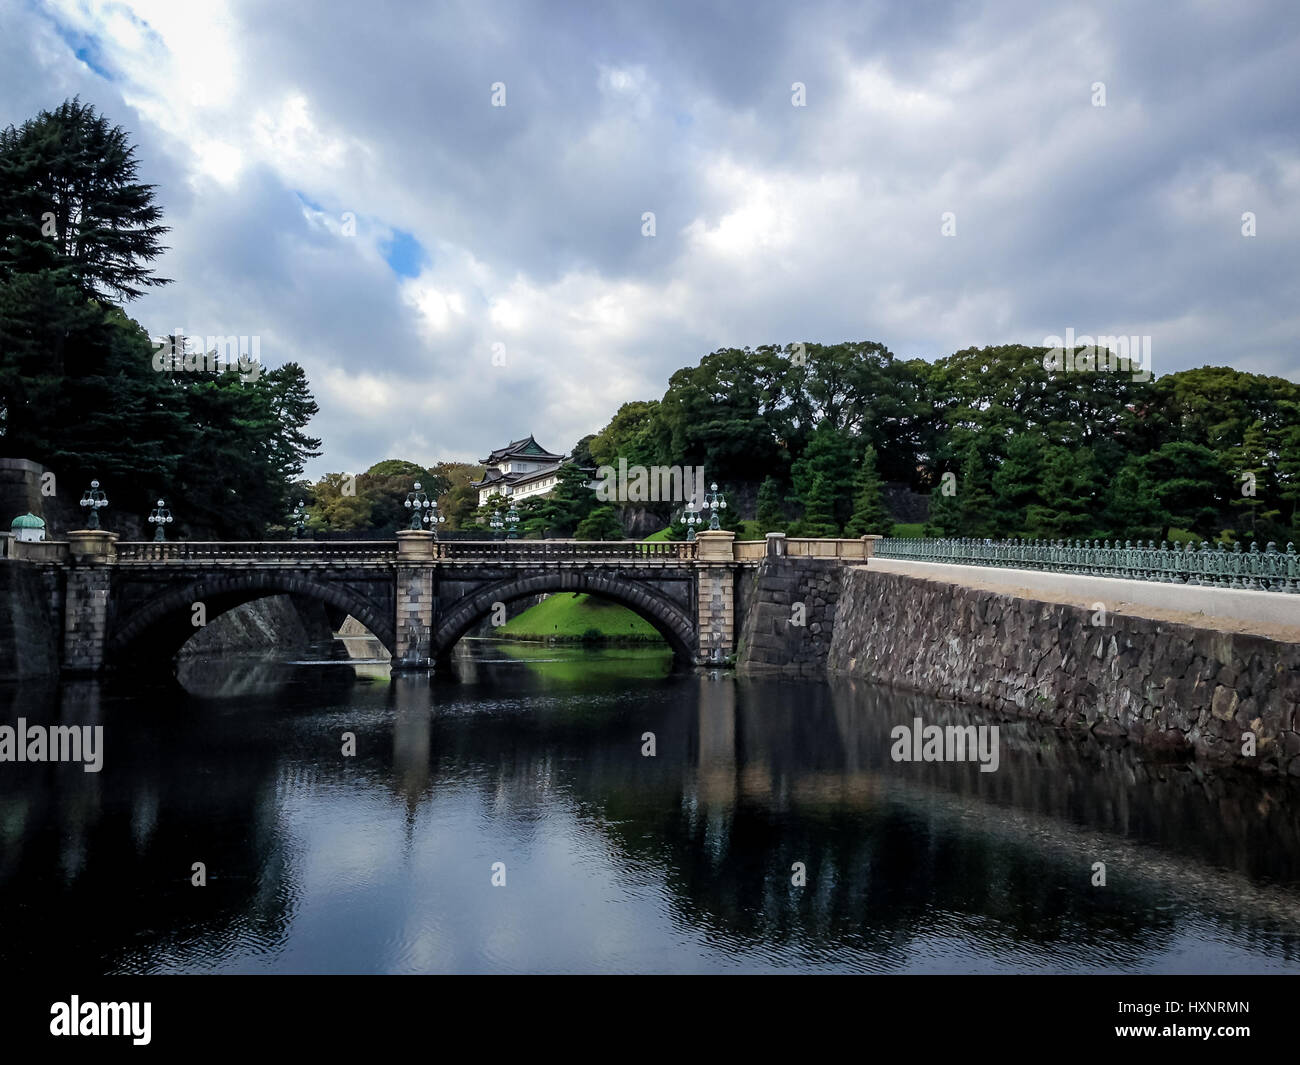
[862,534,883,559]
[695,530,735,662]
[394,531,435,668]
[765,532,786,558]
[63,530,118,673]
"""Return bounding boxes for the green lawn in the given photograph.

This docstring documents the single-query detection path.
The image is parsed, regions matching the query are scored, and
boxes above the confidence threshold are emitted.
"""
[496,592,664,642]
[890,522,925,538]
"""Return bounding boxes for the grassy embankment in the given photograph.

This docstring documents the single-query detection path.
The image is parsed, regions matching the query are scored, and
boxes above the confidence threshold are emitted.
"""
[495,592,664,644]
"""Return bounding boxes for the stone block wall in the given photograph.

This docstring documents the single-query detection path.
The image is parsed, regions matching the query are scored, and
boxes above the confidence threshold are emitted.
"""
[63,567,112,673]
[0,560,60,679]
[735,558,848,676]
[395,565,434,664]
[827,568,1300,773]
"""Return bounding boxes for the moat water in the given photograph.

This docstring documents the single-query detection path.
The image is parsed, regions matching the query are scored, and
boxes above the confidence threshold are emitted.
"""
[1,639,1298,973]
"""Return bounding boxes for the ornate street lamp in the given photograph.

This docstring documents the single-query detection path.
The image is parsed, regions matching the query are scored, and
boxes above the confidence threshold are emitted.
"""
[147,498,173,542]
[404,481,431,530]
[425,496,447,538]
[291,500,307,539]
[489,508,504,536]
[506,503,519,539]
[79,479,108,530]
[683,499,701,541]
[701,482,727,531]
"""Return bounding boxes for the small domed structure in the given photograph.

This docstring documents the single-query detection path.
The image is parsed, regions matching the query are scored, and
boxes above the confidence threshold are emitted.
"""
[10,512,46,543]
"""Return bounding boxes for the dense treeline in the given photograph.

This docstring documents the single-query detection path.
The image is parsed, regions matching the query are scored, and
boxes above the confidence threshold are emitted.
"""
[316,343,1300,544]
[0,99,321,538]
[578,341,1300,544]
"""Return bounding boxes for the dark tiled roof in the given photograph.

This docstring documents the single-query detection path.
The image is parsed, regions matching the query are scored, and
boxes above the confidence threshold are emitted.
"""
[478,433,565,465]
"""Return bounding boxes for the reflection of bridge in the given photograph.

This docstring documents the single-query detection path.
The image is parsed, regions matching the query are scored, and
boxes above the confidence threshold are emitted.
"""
[17,529,878,673]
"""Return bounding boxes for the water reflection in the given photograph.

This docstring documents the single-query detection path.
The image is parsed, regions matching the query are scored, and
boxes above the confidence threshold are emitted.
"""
[0,641,1296,974]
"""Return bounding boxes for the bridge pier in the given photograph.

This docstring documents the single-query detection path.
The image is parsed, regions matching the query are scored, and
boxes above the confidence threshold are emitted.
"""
[62,530,118,674]
[394,530,435,668]
[695,531,736,663]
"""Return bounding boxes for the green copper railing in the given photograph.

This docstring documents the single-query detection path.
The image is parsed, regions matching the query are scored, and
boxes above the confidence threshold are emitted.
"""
[875,537,1300,593]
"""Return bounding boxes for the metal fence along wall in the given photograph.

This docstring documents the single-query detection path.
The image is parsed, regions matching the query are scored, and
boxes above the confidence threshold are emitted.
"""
[875,537,1300,593]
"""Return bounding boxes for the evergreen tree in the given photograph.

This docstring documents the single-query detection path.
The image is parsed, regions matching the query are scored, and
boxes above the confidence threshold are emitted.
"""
[949,442,996,537]
[990,433,1045,537]
[791,472,840,537]
[575,505,624,540]
[843,445,891,537]
[923,469,960,537]
[755,475,786,534]
[1103,459,1165,542]
[532,460,596,536]
[1228,420,1281,543]
[1024,445,1104,540]
[1276,423,1300,541]
[0,98,169,303]
[790,422,857,530]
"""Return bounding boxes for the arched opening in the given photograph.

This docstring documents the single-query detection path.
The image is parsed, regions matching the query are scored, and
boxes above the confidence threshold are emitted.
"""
[109,573,396,668]
[434,572,696,663]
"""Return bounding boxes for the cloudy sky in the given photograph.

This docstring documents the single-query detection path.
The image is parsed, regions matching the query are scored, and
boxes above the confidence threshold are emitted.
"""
[3,0,1298,477]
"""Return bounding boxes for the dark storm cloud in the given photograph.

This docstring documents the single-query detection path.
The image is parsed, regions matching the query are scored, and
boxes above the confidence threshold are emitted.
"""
[1,0,1296,476]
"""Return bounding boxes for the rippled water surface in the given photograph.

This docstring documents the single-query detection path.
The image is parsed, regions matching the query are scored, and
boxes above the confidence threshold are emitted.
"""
[2,640,1298,974]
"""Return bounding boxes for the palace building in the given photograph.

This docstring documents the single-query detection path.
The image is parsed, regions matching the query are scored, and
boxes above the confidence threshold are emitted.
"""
[471,435,570,506]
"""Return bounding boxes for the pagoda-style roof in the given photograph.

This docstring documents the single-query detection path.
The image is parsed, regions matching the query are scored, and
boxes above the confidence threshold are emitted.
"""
[478,434,565,466]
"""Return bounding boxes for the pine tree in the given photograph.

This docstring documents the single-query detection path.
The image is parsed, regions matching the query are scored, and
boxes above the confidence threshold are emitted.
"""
[1229,420,1280,544]
[990,433,1044,537]
[755,475,786,534]
[1277,424,1300,541]
[575,505,624,540]
[0,97,170,302]
[844,446,892,536]
[792,472,840,537]
[953,442,996,537]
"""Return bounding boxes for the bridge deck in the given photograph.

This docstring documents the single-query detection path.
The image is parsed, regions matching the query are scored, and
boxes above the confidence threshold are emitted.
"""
[112,540,699,564]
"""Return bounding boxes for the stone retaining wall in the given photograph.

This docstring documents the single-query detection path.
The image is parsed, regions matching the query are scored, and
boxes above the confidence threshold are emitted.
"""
[735,558,846,676]
[0,560,60,679]
[826,568,1300,773]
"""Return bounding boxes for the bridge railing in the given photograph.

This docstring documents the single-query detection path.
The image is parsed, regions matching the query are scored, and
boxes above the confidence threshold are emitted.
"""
[874,536,1300,593]
[434,539,696,561]
[115,541,396,563]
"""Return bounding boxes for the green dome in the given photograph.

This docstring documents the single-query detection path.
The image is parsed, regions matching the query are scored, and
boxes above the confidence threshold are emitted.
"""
[10,512,45,530]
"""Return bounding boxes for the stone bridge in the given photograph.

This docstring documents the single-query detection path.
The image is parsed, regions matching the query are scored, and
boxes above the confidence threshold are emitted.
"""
[10,528,878,673]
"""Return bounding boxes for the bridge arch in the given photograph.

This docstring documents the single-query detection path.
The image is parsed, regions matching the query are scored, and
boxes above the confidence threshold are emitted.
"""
[109,571,396,664]
[433,571,696,661]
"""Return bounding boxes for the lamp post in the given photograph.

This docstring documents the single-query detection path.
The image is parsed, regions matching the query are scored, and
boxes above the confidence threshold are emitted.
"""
[425,497,447,538]
[404,481,431,530]
[506,503,519,539]
[79,480,108,530]
[701,482,727,531]
[291,500,307,539]
[148,498,173,542]
[683,499,701,541]
[490,508,504,537]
